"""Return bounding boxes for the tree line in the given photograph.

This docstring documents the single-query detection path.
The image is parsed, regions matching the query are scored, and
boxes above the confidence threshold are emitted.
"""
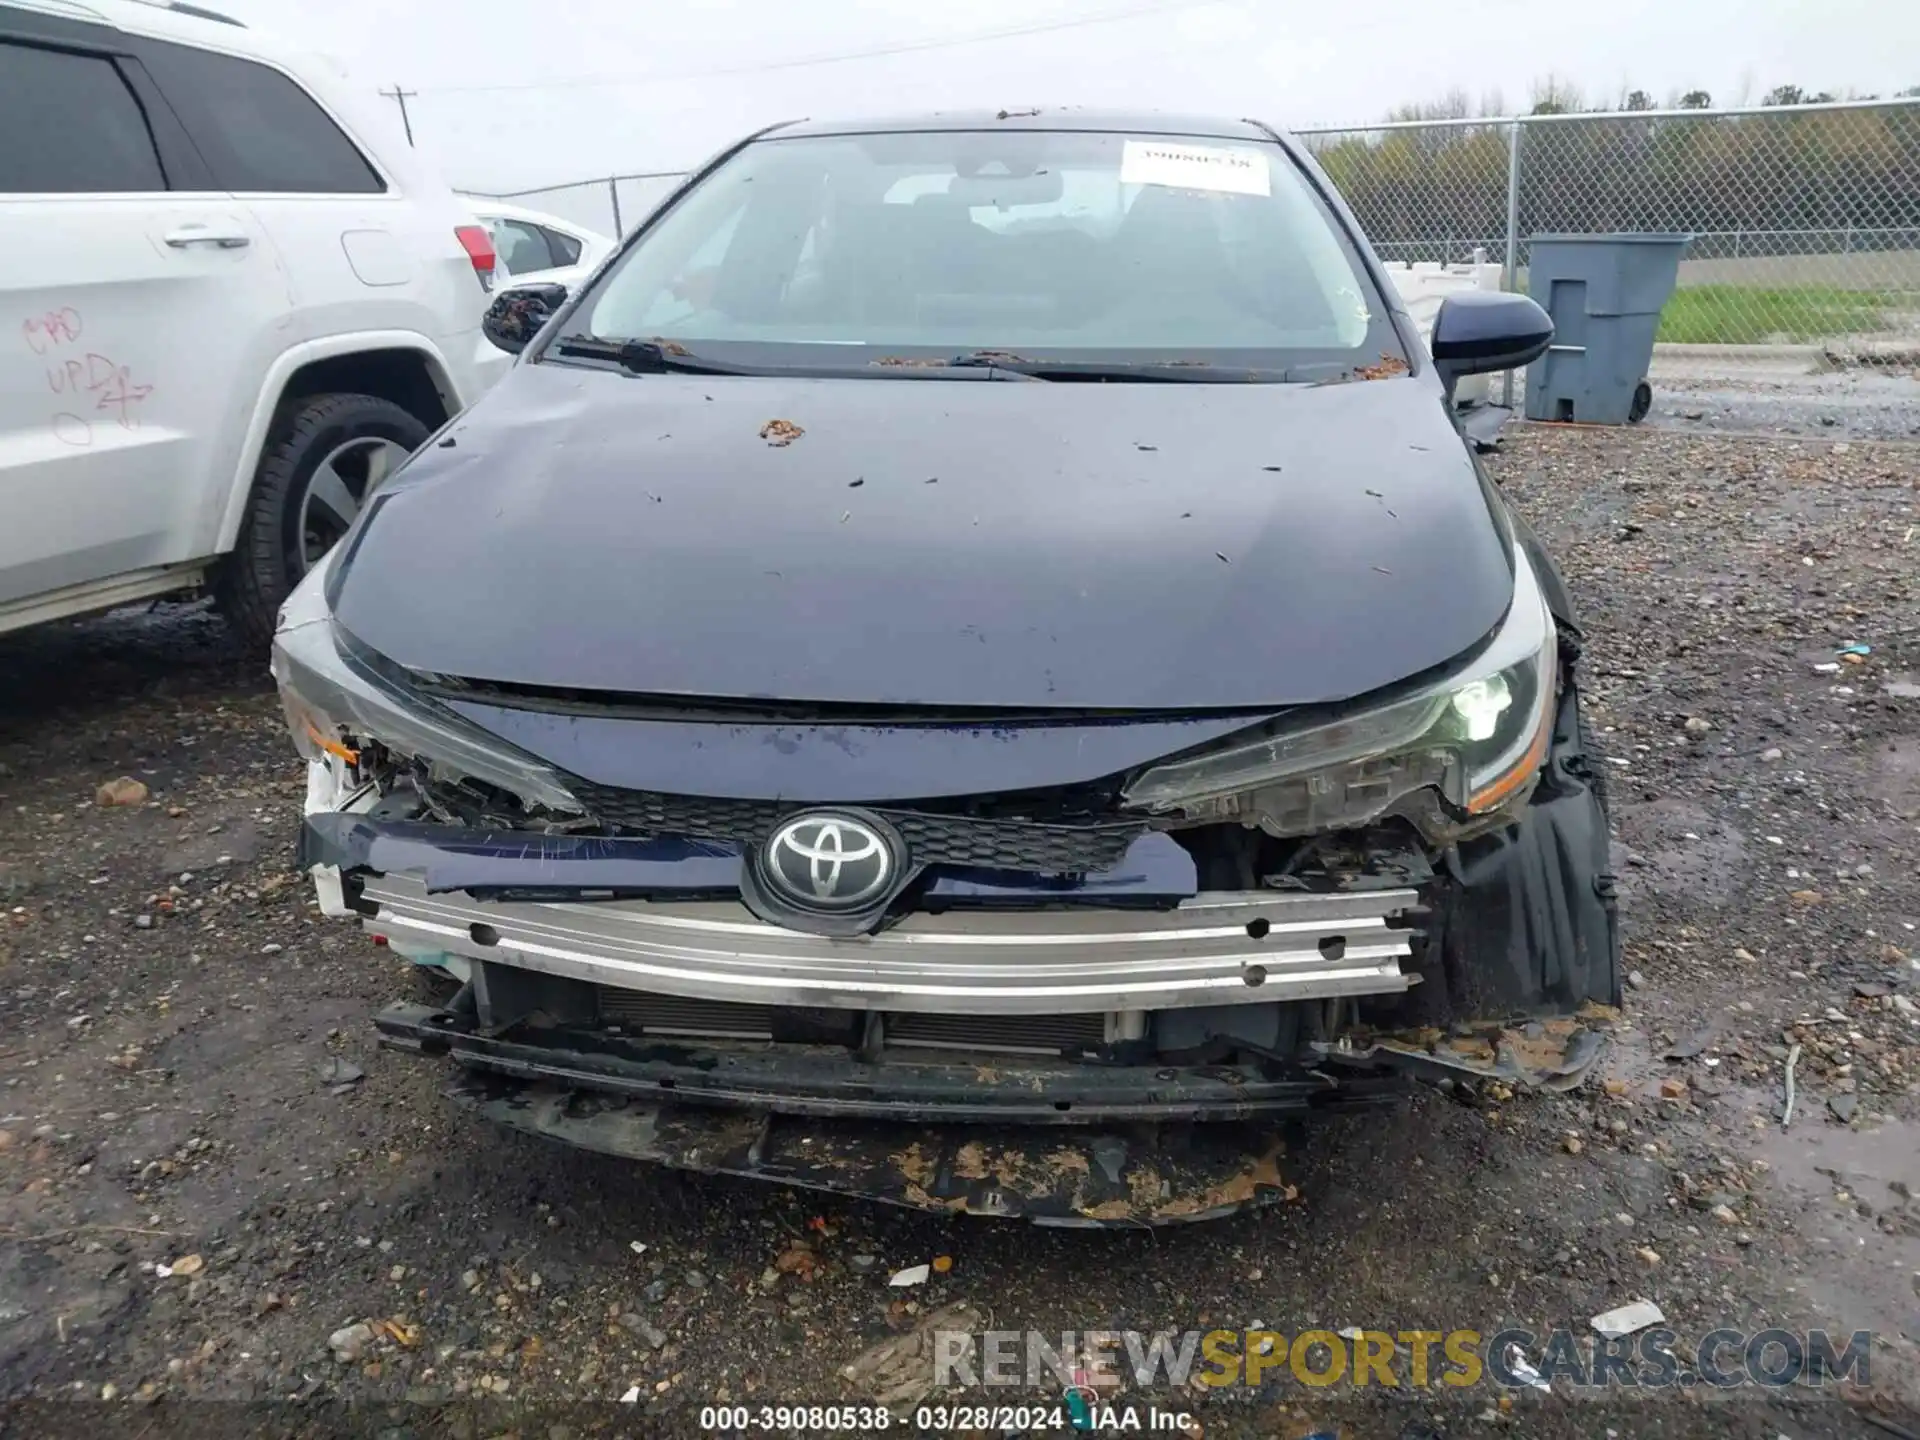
[1303,82,1920,264]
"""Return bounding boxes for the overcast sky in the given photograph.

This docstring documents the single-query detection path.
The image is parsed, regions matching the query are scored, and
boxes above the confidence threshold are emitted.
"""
[236,0,1914,200]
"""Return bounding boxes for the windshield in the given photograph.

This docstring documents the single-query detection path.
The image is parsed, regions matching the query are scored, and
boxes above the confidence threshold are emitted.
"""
[568,128,1401,376]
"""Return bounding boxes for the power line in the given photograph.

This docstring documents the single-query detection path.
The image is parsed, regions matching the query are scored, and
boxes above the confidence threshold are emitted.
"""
[419,0,1230,96]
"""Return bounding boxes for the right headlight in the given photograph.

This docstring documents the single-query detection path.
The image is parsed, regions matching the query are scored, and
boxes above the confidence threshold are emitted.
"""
[1121,546,1557,837]
[270,552,587,819]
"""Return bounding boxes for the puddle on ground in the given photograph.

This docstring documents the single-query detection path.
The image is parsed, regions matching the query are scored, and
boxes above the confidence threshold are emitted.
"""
[1747,1106,1920,1343]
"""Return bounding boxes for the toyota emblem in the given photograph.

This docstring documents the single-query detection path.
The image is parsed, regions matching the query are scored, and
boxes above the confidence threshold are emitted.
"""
[761,812,898,911]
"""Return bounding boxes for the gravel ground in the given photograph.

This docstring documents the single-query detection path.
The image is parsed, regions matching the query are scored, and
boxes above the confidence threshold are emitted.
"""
[2,423,1919,1439]
[1644,363,1920,442]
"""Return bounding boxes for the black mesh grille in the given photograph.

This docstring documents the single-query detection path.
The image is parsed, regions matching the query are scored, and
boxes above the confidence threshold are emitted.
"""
[570,782,1142,873]
[597,989,775,1038]
[887,1011,1105,1053]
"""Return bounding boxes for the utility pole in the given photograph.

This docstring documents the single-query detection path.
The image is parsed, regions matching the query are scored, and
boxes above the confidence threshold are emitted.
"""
[378,84,418,147]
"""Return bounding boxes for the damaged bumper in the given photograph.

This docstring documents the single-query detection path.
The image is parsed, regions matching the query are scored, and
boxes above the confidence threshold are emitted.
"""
[297,667,1620,1223]
[369,984,1605,1223]
[376,999,1398,1223]
[434,1069,1308,1226]
[373,996,1407,1123]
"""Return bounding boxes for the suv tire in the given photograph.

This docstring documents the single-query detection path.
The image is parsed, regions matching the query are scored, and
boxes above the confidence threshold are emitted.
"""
[218,392,430,648]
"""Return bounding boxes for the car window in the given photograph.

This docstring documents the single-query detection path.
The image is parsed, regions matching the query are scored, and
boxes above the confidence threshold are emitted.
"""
[491,219,556,275]
[135,39,384,194]
[541,227,584,267]
[0,42,167,193]
[581,128,1392,373]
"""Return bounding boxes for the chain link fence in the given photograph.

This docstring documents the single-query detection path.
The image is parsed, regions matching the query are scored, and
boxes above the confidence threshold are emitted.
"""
[1298,98,1920,361]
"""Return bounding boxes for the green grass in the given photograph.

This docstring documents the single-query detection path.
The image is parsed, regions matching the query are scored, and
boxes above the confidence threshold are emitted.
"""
[1655,285,1905,344]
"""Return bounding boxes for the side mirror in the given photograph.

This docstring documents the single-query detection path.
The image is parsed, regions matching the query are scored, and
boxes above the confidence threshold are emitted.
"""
[483,283,568,355]
[1430,292,1553,393]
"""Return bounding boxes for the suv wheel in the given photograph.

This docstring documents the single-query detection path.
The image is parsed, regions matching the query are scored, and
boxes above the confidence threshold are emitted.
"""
[218,393,430,648]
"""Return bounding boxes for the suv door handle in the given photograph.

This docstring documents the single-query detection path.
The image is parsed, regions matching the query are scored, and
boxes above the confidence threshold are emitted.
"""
[164,227,251,249]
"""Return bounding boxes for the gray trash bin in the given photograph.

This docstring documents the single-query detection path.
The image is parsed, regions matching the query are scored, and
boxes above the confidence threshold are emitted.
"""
[1522,233,1690,424]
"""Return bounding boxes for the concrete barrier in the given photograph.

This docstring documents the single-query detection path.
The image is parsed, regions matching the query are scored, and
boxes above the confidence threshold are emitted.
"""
[1382,258,1505,405]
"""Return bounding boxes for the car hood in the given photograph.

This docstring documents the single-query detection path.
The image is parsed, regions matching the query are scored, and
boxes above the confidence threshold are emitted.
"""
[332,362,1513,712]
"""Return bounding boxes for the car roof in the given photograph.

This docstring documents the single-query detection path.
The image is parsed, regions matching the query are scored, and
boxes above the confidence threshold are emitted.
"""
[767,109,1281,143]
[4,0,265,49]
[4,0,454,197]
[4,0,354,83]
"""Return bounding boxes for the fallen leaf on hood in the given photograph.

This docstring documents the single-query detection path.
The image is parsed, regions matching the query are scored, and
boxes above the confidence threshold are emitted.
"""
[1354,353,1410,380]
[759,418,804,446]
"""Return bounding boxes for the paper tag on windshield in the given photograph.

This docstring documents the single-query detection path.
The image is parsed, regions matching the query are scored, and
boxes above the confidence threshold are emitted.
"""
[1120,140,1270,197]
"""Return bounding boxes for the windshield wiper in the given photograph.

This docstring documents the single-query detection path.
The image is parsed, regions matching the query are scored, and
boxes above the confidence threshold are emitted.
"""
[549,337,1314,383]
[550,334,750,376]
[945,352,1295,383]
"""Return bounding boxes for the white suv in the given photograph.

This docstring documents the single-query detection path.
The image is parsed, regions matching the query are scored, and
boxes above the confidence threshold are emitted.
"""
[0,0,510,646]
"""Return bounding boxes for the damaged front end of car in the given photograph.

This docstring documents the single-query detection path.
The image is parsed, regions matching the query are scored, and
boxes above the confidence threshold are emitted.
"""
[275,541,1619,1226]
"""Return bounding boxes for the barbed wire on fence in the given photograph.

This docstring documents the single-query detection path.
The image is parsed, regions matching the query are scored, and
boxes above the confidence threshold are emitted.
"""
[468,98,1920,356]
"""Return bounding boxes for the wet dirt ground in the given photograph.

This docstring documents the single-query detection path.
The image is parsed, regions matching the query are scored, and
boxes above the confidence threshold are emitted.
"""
[2,423,1918,1438]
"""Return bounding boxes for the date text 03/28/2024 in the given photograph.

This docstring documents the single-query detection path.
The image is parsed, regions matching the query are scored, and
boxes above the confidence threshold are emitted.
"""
[696,1404,1197,1431]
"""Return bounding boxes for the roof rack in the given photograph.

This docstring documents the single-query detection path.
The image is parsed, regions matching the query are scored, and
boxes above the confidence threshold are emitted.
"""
[15,0,111,22]
[123,0,246,26]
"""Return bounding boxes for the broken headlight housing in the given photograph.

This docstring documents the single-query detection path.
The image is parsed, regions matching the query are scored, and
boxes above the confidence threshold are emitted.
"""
[1121,545,1556,838]
[270,551,587,819]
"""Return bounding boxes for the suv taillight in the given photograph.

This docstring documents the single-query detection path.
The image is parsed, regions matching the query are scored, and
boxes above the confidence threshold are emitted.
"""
[454,225,497,292]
